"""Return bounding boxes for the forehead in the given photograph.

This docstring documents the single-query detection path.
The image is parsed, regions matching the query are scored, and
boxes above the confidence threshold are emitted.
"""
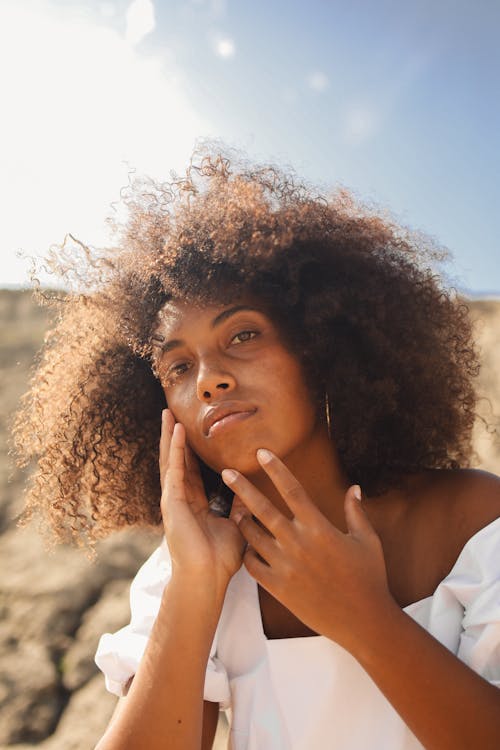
[154,300,268,337]
[156,300,195,332]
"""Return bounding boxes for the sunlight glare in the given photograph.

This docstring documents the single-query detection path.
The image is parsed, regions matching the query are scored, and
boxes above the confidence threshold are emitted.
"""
[0,0,209,287]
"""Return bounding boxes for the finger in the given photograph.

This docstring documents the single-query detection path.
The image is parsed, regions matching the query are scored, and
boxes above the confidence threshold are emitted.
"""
[184,442,200,475]
[159,408,175,487]
[184,443,206,493]
[161,423,193,527]
[344,485,375,540]
[183,443,208,513]
[229,494,251,525]
[165,422,187,497]
[255,449,321,523]
[243,545,274,586]
[237,515,277,565]
[222,469,290,541]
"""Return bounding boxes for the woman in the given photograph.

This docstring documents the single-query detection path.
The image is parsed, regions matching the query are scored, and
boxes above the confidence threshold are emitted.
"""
[13,150,500,749]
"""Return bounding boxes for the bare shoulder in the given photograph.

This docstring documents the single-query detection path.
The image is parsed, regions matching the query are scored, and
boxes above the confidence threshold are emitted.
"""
[386,468,500,604]
[442,468,500,540]
[407,465,499,518]
[412,468,500,565]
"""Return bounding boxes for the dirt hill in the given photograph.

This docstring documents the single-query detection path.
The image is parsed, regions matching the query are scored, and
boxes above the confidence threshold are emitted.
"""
[0,289,498,749]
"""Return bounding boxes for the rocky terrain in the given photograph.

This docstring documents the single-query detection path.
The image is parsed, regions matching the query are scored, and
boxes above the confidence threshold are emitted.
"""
[0,289,498,749]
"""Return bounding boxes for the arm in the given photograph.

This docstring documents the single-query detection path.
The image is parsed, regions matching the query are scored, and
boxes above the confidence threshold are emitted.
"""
[104,698,219,750]
[95,574,226,750]
[201,701,220,750]
[104,689,219,750]
[96,412,243,750]
[222,452,500,750]
[353,597,500,750]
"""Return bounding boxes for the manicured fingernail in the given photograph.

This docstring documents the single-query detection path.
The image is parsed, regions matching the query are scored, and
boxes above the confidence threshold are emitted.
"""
[353,485,362,502]
[257,448,273,464]
[222,469,238,484]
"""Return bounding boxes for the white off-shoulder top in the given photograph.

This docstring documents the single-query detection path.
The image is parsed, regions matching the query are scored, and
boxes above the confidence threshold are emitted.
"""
[95,517,500,749]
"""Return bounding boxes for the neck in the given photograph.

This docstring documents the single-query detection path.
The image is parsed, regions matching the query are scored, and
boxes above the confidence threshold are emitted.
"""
[248,428,351,532]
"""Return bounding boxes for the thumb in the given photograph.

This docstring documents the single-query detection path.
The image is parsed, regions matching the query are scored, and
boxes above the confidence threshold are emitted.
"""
[229,494,251,525]
[344,485,373,539]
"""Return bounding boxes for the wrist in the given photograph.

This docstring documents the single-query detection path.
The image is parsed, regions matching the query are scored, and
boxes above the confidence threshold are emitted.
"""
[348,595,408,666]
[155,573,229,657]
[167,568,231,608]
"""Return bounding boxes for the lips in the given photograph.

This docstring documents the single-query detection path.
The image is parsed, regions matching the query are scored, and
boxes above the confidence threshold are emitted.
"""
[202,401,257,437]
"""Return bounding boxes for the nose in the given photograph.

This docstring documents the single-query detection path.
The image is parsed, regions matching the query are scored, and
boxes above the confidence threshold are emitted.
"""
[196,358,237,401]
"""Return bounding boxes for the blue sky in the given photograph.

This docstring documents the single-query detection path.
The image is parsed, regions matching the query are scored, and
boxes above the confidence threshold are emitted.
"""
[1,0,499,293]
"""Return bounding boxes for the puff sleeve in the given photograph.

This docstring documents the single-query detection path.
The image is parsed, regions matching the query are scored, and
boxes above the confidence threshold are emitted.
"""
[454,519,500,686]
[94,537,231,707]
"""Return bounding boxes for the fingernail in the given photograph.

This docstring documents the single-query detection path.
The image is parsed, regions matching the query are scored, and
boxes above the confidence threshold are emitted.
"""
[222,469,238,484]
[256,448,273,464]
[353,485,362,502]
[232,511,244,524]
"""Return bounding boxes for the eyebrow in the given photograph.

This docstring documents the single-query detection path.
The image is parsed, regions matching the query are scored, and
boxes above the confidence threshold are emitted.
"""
[151,305,261,354]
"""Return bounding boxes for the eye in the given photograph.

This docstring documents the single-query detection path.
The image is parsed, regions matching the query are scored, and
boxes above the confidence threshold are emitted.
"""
[171,362,190,375]
[230,330,258,345]
[162,361,191,386]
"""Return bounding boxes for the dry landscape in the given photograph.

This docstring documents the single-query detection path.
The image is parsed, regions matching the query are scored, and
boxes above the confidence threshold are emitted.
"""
[0,289,498,749]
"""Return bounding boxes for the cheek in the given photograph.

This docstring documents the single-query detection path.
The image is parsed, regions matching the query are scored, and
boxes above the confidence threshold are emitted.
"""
[266,354,316,415]
[161,352,319,475]
[162,386,210,458]
[161,387,191,425]
[269,383,317,443]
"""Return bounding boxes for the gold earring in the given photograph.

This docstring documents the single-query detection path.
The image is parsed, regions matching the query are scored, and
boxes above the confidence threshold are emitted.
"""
[325,392,332,440]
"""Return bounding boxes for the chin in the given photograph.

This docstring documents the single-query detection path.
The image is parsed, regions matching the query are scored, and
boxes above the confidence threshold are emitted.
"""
[215,451,262,477]
[196,441,262,477]
[228,453,263,477]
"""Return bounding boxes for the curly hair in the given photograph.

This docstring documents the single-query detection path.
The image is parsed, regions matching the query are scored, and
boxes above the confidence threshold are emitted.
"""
[11,144,481,549]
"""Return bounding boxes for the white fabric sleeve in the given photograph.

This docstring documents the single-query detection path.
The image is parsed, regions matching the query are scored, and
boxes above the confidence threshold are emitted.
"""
[455,519,500,687]
[94,537,231,707]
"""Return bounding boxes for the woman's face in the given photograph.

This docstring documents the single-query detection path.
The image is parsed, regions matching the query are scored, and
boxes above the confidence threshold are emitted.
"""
[152,300,322,475]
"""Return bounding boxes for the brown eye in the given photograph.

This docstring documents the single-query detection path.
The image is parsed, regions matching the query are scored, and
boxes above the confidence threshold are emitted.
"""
[162,361,190,386]
[231,330,258,344]
[170,362,189,375]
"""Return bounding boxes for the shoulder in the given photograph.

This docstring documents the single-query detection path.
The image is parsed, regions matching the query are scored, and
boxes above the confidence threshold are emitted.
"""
[441,468,500,540]
[411,468,500,563]
[374,468,500,605]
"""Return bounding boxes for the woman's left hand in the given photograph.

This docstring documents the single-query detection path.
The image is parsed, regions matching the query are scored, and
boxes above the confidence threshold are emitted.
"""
[222,449,396,654]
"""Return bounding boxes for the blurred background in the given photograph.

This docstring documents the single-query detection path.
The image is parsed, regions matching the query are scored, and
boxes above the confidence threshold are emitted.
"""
[1,0,499,747]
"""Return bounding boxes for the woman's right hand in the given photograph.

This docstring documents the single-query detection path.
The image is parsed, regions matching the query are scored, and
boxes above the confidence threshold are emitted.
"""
[159,409,246,591]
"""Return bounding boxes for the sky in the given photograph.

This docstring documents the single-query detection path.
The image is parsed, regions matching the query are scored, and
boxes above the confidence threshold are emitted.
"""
[1,0,499,294]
